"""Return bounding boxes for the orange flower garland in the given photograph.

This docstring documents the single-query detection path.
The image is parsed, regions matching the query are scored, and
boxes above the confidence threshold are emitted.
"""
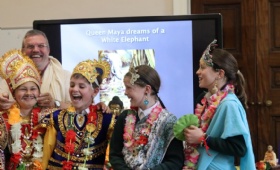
[8,104,22,125]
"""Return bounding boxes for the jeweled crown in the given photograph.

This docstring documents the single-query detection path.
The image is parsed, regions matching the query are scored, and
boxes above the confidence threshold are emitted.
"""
[0,49,41,93]
[93,59,111,81]
[202,39,217,67]
[72,59,110,83]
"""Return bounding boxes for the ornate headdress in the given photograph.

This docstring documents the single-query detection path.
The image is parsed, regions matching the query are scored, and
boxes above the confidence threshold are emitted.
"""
[202,39,217,67]
[72,59,110,84]
[129,67,140,86]
[128,58,167,108]
[93,59,111,81]
[0,49,41,93]
[128,54,155,86]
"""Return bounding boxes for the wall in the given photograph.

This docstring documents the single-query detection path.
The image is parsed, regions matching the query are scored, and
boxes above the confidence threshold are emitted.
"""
[0,0,190,54]
[0,28,31,55]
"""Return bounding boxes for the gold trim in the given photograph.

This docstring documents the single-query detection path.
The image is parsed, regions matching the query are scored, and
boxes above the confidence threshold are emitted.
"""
[48,163,104,169]
[53,107,109,162]
[51,140,107,162]
[0,115,8,150]
[58,109,103,137]
[107,113,116,139]
[54,140,108,161]
[92,110,103,138]
[93,59,111,80]
[57,108,103,144]
[72,60,99,83]
[58,109,67,136]
[0,49,41,91]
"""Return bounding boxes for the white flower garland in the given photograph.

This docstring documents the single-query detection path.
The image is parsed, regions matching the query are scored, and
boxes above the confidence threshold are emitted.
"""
[10,114,43,166]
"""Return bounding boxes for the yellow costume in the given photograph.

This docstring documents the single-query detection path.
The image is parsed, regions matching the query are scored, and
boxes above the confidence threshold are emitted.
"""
[0,49,52,169]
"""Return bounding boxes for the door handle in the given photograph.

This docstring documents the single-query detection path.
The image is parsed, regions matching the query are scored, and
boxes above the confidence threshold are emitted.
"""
[265,100,272,107]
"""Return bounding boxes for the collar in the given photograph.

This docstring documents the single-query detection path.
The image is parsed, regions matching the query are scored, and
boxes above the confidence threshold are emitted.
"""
[84,107,90,114]
[138,101,159,119]
[77,107,90,115]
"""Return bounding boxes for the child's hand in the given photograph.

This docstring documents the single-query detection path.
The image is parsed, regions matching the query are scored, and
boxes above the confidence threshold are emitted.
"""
[97,102,111,113]
[0,92,15,110]
[184,125,204,144]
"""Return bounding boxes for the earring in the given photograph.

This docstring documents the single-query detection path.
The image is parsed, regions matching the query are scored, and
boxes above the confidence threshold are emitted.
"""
[143,94,149,106]
[211,79,218,94]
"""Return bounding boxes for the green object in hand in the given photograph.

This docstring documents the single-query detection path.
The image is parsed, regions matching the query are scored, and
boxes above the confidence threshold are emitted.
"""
[173,114,199,141]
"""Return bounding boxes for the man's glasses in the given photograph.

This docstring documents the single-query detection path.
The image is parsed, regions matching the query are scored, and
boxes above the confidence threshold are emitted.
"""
[24,44,48,50]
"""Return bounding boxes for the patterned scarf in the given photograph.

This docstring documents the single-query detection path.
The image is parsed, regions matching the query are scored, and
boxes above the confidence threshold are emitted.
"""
[123,103,176,169]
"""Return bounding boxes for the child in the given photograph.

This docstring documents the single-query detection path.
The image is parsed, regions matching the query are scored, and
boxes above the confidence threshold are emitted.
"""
[183,40,255,169]
[109,65,184,170]
[42,59,115,169]
[0,49,53,169]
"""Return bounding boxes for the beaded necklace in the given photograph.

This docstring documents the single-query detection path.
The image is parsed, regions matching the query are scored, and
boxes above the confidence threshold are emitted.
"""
[183,84,234,169]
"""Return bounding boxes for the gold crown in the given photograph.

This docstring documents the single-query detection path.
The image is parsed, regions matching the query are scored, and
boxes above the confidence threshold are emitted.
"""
[93,59,110,81]
[72,59,110,83]
[72,60,98,83]
[0,49,41,92]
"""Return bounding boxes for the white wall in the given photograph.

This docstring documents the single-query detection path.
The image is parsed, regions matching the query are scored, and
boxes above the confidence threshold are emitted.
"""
[0,0,190,54]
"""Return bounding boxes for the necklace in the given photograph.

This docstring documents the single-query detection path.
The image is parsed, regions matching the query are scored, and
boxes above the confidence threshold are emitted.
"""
[21,113,33,139]
[183,84,234,169]
[7,105,43,169]
[123,105,162,154]
[76,111,86,128]
[62,105,98,170]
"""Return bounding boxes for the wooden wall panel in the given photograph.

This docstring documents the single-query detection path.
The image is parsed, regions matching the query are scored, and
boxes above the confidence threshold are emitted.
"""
[271,67,280,88]
[270,2,280,51]
[271,115,280,164]
[205,4,241,56]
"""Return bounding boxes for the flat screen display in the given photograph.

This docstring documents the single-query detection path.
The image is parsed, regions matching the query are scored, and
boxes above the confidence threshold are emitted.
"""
[33,14,223,118]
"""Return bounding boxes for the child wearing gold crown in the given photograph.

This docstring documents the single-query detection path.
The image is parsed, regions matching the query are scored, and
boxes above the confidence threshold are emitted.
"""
[0,49,55,169]
[41,59,116,170]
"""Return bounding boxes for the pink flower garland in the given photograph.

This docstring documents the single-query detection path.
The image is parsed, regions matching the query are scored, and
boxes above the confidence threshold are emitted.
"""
[183,84,234,169]
[123,106,162,151]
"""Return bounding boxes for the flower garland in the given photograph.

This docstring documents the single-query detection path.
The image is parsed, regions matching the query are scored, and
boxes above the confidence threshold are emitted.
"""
[183,84,234,170]
[62,105,97,170]
[123,105,162,153]
[8,104,43,170]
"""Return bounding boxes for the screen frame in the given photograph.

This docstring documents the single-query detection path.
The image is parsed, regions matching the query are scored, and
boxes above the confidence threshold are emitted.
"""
[33,13,223,113]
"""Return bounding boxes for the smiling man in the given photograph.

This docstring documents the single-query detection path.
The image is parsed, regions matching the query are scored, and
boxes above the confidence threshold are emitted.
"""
[0,29,71,110]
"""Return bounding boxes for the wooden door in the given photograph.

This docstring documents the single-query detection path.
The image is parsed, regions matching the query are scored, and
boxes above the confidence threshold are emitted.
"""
[192,0,280,162]
[256,0,280,162]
